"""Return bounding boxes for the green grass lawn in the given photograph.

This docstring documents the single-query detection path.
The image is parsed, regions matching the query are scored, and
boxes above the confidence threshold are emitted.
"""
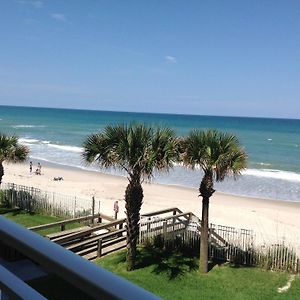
[4,209,300,299]
[95,248,300,300]
[0,207,82,235]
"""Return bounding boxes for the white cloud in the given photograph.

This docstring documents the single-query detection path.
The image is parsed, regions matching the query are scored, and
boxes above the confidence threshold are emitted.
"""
[165,56,177,64]
[50,13,66,22]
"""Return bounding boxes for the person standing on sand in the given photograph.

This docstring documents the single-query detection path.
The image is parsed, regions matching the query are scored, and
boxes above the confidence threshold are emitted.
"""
[29,161,32,173]
[37,162,41,175]
[114,200,119,219]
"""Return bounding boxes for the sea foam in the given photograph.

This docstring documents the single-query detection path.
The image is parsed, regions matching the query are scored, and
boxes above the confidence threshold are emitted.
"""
[12,125,45,128]
[19,138,40,144]
[243,169,300,182]
[47,144,83,153]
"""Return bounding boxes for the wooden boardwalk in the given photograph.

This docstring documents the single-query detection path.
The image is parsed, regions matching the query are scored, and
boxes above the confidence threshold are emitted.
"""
[27,207,300,273]
[29,208,186,260]
[29,208,253,264]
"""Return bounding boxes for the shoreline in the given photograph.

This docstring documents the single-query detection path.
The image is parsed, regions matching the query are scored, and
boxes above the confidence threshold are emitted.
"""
[28,157,300,204]
[3,160,300,244]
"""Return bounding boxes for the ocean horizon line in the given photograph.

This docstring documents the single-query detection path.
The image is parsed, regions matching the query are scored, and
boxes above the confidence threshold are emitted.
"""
[0,104,299,121]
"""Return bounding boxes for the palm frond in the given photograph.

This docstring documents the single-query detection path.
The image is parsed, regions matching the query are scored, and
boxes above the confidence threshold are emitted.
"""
[0,133,29,162]
[181,129,247,182]
[82,123,178,180]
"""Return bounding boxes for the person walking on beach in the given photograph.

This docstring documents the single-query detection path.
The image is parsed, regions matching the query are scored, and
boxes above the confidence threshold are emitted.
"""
[29,161,33,173]
[114,200,119,220]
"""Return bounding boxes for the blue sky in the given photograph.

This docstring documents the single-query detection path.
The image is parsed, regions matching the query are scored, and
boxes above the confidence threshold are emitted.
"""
[0,1,299,118]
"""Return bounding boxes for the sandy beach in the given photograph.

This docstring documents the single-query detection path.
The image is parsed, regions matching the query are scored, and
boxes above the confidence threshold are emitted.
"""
[3,161,300,245]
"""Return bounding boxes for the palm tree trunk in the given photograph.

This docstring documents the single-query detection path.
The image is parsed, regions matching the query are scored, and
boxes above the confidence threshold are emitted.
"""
[199,171,215,273]
[125,173,143,271]
[199,197,209,273]
[0,162,4,186]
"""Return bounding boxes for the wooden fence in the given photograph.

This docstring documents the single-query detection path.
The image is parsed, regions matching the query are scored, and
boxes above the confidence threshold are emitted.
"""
[139,212,189,243]
[0,182,97,218]
[208,224,255,265]
[139,211,300,273]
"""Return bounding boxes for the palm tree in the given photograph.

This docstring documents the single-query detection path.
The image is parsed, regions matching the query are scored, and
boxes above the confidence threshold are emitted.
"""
[82,123,178,271]
[181,129,247,273]
[0,134,29,185]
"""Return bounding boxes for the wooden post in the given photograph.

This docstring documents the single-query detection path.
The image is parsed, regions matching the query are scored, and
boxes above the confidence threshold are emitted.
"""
[31,186,34,213]
[92,196,95,225]
[52,192,55,216]
[98,215,102,224]
[61,224,65,231]
[147,217,151,231]
[172,210,176,237]
[73,198,76,218]
[97,238,103,258]
[97,201,101,223]
[163,221,167,241]
[12,183,15,208]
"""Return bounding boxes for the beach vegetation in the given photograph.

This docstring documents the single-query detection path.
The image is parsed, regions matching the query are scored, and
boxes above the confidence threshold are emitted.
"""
[3,209,300,299]
[255,244,300,273]
[0,133,29,185]
[27,247,300,299]
[95,248,300,300]
[180,129,247,273]
[82,123,178,270]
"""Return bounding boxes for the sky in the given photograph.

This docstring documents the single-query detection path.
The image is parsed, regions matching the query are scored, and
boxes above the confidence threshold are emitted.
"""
[0,0,300,118]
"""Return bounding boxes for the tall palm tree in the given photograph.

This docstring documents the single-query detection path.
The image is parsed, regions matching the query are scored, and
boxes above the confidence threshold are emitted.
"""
[181,129,247,273]
[82,123,178,271]
[0,134,29,185]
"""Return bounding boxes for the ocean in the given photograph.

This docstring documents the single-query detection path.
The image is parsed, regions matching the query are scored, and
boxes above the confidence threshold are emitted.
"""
[0,105,299,201]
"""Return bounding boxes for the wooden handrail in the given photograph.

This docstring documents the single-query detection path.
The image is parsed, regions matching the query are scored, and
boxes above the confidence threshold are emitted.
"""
[210,229,229,245]
[141,207,182,217]
[163,212,191,222]
[52,218,127,244]
[98,213,115,222]
[29,213,116,231]
[29,214,101,231]
[29,207,193,232]
[66,228,126,251]
[141,212,192,223]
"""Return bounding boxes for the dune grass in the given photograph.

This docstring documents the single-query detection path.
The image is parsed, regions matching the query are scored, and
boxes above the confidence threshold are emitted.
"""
[95,247,300,300]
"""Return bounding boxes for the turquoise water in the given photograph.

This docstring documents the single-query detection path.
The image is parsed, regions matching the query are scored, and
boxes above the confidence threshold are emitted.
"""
[0,105,299,201]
